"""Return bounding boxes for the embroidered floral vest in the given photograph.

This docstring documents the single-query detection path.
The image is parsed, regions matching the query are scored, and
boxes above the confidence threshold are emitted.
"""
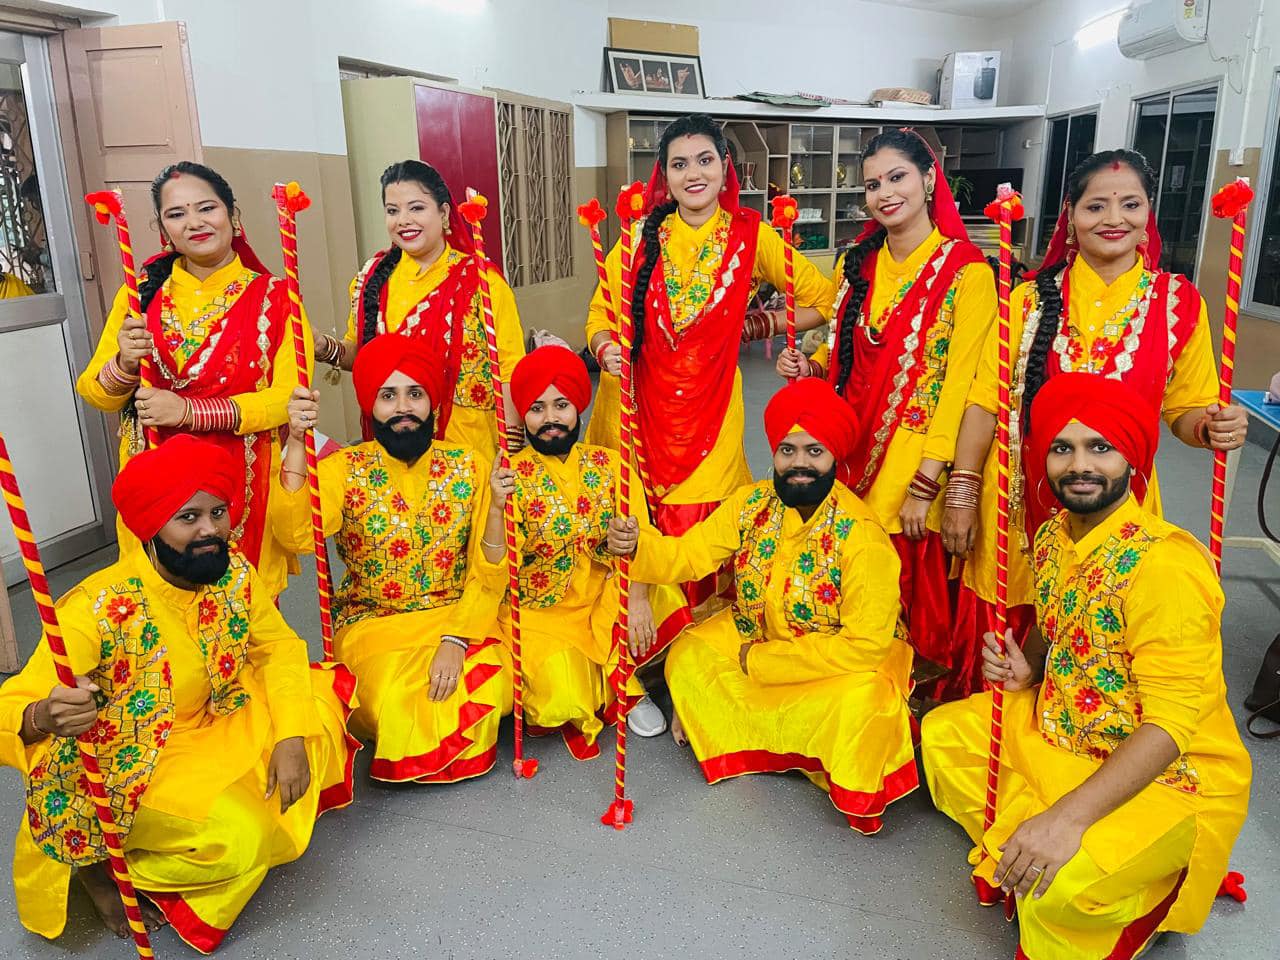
[1032,512,1200,793]
[509,445,617,607]
[25,554,255,865]
[333,443,479,628]
[731,483,853,640]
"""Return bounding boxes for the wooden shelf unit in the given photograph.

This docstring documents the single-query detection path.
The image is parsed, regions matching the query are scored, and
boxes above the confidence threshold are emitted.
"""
[605,110,1030,259]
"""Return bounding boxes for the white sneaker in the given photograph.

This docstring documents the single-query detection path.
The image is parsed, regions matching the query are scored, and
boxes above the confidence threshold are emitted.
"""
[626,696,668,737]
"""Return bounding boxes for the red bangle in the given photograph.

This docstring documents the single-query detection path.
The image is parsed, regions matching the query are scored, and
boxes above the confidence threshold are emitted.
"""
[1193,415,1211,448]
[595,339,614,369]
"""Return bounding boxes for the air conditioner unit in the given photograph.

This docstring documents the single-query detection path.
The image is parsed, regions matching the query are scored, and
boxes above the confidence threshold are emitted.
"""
[1118,0,1210,60]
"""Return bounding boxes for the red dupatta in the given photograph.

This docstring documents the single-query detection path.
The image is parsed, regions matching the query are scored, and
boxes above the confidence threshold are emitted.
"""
[1018,209,1199,535]
[141,232,286,567]
[631,157,762,494]
[827,130,985,495]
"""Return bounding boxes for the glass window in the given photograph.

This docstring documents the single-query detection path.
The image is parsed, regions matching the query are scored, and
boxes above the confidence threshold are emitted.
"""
[1037,112,1097,255]
[0,60,51,296]
[1248,73,1280,312]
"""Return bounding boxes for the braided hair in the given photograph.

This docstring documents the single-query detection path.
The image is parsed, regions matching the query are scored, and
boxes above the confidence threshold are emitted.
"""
[1020,149,1158,427]
[361,160,454,345]
[833,129,935,395]
[630,114,729,360]
[139,161,236,311]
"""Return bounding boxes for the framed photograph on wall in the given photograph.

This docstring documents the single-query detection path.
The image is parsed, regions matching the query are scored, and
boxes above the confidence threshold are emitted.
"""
[604,48,704,98]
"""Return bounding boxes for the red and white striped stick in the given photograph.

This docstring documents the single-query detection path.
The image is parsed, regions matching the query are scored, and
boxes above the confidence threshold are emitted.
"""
[459,190,538,779]
[86,190,158,450]
[770,195,799,378]
[601,182,645,829]
[271,182,335,663]
[1207,178,1254,575]
[980,184,1024,915]
[0,430,155,959]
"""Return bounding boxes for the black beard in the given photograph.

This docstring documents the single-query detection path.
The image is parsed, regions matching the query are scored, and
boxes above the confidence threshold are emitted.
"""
[373,412,435,463]
[526,418,580,456]
[773,466,837,508]
[1049,471,1131,516]
[152,535,230,585]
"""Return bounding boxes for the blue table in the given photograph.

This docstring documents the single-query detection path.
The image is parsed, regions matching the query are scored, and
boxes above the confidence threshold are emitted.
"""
[1224,389,1280,567]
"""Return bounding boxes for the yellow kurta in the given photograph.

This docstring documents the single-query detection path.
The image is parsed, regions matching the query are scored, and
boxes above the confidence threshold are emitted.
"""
[474,443,689,758]
[0,272,34,298]
[584,213,834,505]
[272,440,511,783]
[923,498,1250,959]
[345,244,525,458]
[76,257,312,597]
[812,229,996,533]
[962,255,1220,607]
[0,547,355,951]
[631,479,917,832]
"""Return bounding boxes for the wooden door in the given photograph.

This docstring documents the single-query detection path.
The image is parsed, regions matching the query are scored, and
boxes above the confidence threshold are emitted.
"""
[63,21,202,326]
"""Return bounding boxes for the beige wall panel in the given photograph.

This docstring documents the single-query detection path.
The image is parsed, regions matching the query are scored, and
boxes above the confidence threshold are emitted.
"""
[340,77,418,263]
[1198,149,1280,390]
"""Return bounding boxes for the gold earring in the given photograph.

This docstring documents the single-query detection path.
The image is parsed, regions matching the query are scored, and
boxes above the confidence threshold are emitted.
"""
[925,186,934,203]
[1066,222,1076,247]
[1139,232,1148,246]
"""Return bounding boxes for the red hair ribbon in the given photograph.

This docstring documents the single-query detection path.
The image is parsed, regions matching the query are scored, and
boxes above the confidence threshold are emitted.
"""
[458,188,489,224]
[770,195,799,228]
[85,189,123,225]
[576,197,607,228]
[615,181,645,222]
[983,183,1025,223]
[1211,179,1254,219]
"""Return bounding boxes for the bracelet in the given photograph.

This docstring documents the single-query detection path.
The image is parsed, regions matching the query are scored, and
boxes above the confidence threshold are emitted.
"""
[908,470,942,502]
[441,635,469,652]
[595,338,615,369]
[942,472,982,510]
[188,397,241,433]
[280,467,307,478]
[99,356,141,396]
[950,468,983,480]
[1193,415,1212,448]
[180,399,193,429]
[24,700,48,737]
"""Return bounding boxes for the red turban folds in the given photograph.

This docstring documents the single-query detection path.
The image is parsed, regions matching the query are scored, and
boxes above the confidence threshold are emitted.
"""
[352,334,447,414]
[112,434,244,541]
[763,378,860,468]
[1028,372,1159,514]
[510,345,592,415]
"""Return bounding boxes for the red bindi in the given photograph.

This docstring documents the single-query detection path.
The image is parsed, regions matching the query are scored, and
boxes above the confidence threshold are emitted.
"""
[1110,160,1122,171]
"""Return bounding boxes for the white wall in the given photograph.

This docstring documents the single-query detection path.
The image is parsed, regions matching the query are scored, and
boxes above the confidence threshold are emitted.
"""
[57,0,1010,166]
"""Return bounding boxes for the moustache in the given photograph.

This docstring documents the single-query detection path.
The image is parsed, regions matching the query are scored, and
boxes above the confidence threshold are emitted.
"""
[780,468,822,482]
[1059,472,1109,486]
[536,423,569,437]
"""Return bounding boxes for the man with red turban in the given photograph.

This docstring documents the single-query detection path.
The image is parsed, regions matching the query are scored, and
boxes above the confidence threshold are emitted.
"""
[607,379,916,832]
[273,333,510,785]
[480,346,690,753]
[923,373,1250,960]
[0,436,356,949]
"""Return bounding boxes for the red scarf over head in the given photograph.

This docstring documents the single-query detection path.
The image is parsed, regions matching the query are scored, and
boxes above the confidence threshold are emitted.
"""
[141,229,286,567]
[632,154,762,495]
[830,129,986,495]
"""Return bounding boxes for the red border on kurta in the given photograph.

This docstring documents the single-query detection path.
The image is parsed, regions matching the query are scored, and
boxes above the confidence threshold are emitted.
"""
[148,891,227,955]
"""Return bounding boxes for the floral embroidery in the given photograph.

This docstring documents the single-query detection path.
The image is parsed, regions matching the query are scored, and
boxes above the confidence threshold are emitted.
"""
[1031,511,1200,792]
[333,443,482,628]
[659,208,733,335]
[509,445,617,607]
[155,264,260,370]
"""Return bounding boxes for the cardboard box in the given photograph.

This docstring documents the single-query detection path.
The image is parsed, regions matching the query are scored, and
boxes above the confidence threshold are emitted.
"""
[608,18,699,56]
[939,51,1001,108]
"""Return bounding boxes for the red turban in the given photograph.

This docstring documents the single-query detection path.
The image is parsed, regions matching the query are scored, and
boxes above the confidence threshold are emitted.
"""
[112,434,244,541]
[510,345,591,415]
[763,378,860,468]
[352,334,447,414]
[1028,373,1159,515]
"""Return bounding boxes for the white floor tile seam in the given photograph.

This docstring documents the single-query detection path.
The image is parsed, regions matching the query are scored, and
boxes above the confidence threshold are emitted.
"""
[352,781,998,939]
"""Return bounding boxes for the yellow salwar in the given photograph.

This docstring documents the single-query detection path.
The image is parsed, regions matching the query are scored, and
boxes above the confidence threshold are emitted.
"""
[345,245,525,458]
[476,443,690,758]
[0,547,356,953]
[961,255,1219,607]
[632,479,917,832]
[923,498,1250,960]
[76,257,313,597]
[0,272,34,298]
[273,439,511,783]
[583,214,833,506]
[811,229,996,533]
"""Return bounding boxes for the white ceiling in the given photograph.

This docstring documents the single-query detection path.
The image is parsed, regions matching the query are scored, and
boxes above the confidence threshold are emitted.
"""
[860,0,1041,17]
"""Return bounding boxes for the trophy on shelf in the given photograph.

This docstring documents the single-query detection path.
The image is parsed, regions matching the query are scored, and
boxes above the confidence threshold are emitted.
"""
[740,161,758,191]
[836,161,848,187]
[790,161,804,189]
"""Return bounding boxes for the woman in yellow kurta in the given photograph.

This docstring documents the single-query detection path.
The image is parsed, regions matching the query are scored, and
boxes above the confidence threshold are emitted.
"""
[0,271,34,297]
[609,379,916,833]
[923,375,1250,960]
[480,346,692,754]
[275,334,511,784]
[76,161,311,598]
[318,159,524,457]
[0,438,355,953]
[942,150,1249,696]
[585,114,833,609]
[777,128,995,700]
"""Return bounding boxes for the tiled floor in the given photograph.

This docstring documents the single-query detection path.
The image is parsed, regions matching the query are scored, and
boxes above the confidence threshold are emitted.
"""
[1,352,1276,959]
